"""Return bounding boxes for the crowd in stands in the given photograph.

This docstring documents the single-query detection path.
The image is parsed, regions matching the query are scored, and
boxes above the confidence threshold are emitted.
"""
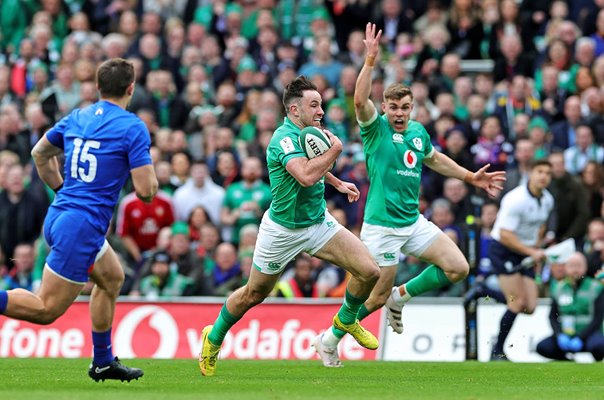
[0,0,603,300]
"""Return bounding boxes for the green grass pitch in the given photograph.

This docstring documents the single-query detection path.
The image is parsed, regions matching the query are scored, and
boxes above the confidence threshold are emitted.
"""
[0,359,602,400]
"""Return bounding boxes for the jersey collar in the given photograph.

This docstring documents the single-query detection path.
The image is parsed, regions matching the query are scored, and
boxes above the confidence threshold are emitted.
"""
[283,117,300,133]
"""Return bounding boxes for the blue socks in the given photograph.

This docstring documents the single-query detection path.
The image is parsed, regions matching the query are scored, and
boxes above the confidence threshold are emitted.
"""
[493,310,517,354]
[0,291,7,314]
[92,328,114,366]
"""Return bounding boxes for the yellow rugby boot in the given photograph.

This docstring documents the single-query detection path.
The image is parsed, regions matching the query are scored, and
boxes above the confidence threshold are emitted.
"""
[198,325,220,377]
[332,315,379,350]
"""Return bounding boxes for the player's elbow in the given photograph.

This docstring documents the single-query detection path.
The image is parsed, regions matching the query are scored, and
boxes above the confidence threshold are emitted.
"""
[297,175,315,187]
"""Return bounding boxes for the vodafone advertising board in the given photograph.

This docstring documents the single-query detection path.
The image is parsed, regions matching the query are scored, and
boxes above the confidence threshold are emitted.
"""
[0,302,380,360]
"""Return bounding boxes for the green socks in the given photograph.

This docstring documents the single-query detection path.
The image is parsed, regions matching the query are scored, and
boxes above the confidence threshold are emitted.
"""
[208,304,241,346]
[336,289,368,326]
[333,303,371,339]
[405,265,451,297]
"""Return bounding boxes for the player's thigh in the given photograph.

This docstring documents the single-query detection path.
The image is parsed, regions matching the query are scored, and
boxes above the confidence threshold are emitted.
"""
[252,213,309,274]
[45,210,106,284]
[245,267,283,298]
[418,232,468,274]
[313,228,378,278]
[89,243,124,291]
[37,266,85,316]
[360,223,404,267]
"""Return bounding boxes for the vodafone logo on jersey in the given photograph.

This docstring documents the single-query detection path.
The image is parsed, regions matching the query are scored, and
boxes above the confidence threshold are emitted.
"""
[403,150,418,168]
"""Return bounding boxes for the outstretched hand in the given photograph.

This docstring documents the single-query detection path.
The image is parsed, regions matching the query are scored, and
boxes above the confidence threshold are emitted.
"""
[364,23,382,59]
[469,164,506,199]
[335,180,361,203]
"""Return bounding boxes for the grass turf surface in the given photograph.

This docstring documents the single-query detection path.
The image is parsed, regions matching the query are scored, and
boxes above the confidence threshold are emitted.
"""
[0,359,602,400]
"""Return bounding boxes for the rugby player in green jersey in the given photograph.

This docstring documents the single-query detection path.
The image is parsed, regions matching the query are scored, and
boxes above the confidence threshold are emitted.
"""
[315,23,506,367]
[199,76,381,376]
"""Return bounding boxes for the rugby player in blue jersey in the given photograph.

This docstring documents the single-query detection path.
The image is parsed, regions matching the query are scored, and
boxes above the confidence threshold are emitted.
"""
[0,58,157,382]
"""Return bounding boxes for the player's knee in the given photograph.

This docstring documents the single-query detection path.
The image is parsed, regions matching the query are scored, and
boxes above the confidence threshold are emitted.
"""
[507,300,526,314]
[447,260,469,283]
[360,266,380,285]
[523,304,536,315]
[33,307,63,325]
[243,287,268,307]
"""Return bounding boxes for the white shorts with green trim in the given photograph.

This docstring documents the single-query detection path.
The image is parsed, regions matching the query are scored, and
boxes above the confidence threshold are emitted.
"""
[360,214,441,267]
[252,210,343,275]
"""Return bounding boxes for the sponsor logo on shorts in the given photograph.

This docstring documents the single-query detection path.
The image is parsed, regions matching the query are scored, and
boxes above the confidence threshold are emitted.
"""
[326,221,335,228]
[403,150,418,168]
[383,252,396,261]
[267,262,281,270]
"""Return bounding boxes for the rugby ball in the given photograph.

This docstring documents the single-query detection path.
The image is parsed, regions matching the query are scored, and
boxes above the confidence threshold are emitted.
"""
[299,126,331,159]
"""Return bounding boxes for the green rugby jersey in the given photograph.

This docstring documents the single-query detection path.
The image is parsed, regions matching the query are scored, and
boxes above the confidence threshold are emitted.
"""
[266,117,326,229]
[360,113,434,227]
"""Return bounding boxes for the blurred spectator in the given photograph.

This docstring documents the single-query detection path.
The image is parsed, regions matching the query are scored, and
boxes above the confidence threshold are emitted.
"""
[493,33,534,83]
[212,150,240,188]
[298,35,343,89]
[446,0,483,59]
[537,64,568,123]
[470,116,511,172]
[209,242,241,296]
[536,252,604,362]
[580,161,604,219]
[590,9,604,57]
[0,164,48,269]
[115,190,175,267]
[429,198,461,246]
[548,152,589,242]
[527,116,553,160]
[169,151,192,188]
[551,96,583,149]
[442,178,473,226]
[413,24,449,82]
[273,253,318,298]
[173,160,225,225]
[0,106,30,164]
[494,75,543,140]
[187,206,210,245]
[500,138,535,198]
[580,87,604,140]
[155,160,178,195]
[137,251,195,299]
[221,156,271,244]
[149,70,188,129]
[563,124,604,175]
[429,53,461,100]
[134,221,210,296]
[0,243,35,290]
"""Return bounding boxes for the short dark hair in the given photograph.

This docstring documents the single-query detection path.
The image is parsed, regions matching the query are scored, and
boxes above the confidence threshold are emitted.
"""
[529,159,552,170]
[282,75,317,110]
[96,58,135,99]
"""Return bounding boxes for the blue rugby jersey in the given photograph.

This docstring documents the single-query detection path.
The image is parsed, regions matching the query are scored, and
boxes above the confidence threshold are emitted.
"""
[45,100,152,234]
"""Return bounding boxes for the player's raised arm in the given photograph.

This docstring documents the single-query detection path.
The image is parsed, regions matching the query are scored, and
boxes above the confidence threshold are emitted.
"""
[31,135,64,192]
[131,164,158,203]
[354,23,382,123]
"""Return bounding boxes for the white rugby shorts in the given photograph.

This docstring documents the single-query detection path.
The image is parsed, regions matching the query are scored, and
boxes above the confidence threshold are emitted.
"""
[360,214,441,267]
